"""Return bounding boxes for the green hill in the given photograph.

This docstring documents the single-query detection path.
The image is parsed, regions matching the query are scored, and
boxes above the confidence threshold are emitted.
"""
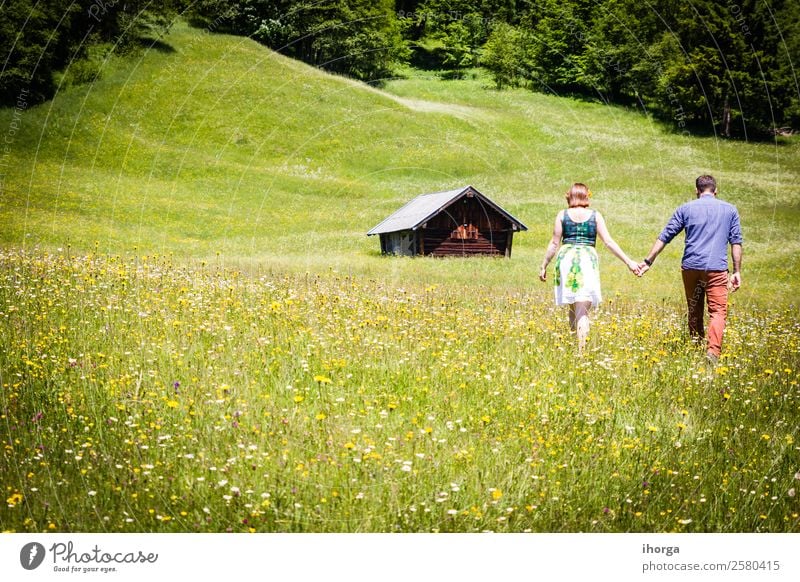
[1,21,798,302]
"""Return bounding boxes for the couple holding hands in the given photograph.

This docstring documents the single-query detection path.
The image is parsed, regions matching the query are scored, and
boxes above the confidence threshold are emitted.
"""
[539,175,743,362]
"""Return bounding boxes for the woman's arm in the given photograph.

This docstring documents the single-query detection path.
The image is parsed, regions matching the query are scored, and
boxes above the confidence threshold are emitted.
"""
[596,212,638,272]
[539,212,563,281]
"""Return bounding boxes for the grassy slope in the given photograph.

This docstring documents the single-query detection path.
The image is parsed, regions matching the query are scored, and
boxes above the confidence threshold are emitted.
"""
[1,22,798,305]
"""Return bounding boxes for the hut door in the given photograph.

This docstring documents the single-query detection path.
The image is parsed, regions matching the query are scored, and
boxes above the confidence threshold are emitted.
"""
[388,232,415,256]
[399,232,415,255]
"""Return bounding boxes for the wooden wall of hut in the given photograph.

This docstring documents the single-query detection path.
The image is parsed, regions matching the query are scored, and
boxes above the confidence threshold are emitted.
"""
[420,195,513,257]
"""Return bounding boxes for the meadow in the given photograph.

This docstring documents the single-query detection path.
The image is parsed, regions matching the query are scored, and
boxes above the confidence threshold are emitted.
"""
[1,248,798,532]
[1,23,798,300]
[1,22,799,532]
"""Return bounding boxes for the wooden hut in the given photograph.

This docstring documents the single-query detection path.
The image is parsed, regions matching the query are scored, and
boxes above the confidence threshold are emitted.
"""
[367,185,527,257]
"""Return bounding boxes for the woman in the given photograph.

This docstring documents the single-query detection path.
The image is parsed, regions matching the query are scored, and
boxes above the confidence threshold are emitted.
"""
[539,183,639,352]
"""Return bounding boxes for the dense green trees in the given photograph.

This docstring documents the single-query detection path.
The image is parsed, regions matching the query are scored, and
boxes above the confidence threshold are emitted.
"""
[480,0,800,135]
[2,0,797,135]
[481,22,528,89]
[186,0,406,83]
[401,0,798,135]
[0,0,178,106]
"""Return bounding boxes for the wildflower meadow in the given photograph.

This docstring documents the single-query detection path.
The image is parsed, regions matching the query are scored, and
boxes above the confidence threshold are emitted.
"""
[2,248,798,533]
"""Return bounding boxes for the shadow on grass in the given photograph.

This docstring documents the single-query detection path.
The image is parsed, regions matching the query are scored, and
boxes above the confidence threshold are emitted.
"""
[518,82,796,144]
[136,37,176,54]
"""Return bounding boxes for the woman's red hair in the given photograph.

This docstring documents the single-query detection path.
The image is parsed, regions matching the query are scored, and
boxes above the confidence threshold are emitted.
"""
[566,183,591,208]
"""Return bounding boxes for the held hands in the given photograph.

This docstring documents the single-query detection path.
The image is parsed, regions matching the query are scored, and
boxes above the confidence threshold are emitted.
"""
[626,259,641,275]
[542,258,655,279]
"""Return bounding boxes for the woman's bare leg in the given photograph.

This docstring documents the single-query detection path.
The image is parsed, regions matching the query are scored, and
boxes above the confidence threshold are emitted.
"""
[574,301,592,353]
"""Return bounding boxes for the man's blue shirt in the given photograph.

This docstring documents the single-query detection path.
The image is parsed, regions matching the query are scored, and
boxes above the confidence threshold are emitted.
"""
[658,194,743,271]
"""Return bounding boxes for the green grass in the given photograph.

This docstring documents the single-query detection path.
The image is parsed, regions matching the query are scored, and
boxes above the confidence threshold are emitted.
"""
[1,249,798,532]
[1,22,799,533]
[0,21,798,306]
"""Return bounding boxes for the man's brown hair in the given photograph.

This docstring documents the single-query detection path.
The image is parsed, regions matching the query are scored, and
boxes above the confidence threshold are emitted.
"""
[696,175,716,193]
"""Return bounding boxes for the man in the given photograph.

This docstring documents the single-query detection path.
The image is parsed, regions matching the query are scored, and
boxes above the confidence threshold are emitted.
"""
[638,175,743,363]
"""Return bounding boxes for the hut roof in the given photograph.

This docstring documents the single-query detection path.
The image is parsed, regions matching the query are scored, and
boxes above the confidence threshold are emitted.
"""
[366,185,527,236]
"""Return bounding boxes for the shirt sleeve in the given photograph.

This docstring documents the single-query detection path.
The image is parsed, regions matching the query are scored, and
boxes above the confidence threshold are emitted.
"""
[658,207,685,244]
[728,208,743,244]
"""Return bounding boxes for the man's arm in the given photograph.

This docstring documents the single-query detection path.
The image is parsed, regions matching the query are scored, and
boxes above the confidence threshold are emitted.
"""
[730,243,742,291]
[638,207,684,275]
[644,239,667,266]
[637,239,666,275]
[728,208,743,291]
